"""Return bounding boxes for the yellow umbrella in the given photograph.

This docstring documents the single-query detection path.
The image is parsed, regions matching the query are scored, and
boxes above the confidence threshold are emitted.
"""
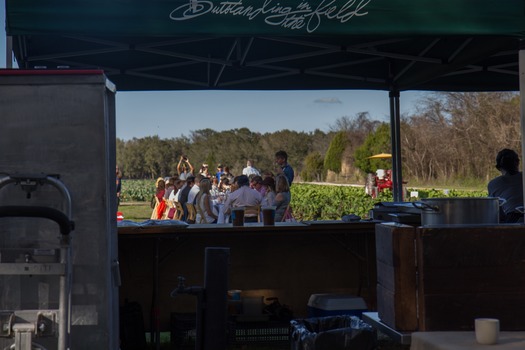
[367,153,392,159]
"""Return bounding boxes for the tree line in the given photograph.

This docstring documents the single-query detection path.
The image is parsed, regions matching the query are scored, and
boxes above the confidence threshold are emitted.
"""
[117,92,520,186]
[116,128,332,180]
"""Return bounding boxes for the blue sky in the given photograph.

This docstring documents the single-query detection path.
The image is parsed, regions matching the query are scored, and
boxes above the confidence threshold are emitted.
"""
[1,1,423,141]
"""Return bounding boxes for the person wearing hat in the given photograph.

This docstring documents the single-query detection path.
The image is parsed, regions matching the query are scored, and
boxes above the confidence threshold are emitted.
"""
[163,176,178,200]
[488,148,523,223]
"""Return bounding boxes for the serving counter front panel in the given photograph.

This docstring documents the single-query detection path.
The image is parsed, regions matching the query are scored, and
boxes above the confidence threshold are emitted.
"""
[376,223,525,332]
[118,221,377,332]
[376,223,418,331]
[417,225,525,331]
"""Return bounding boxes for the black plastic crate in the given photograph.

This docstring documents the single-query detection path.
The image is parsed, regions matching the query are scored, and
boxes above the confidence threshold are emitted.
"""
[228,320,290,345]
[170,313,196,348]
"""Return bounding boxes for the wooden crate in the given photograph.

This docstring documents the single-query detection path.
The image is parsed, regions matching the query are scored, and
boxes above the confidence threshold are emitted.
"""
[416,225,525,331]
[375,223,418,331]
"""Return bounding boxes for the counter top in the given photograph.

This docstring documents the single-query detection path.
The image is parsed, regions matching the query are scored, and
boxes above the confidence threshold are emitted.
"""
[118,220,378,237]
[411,331,525,350]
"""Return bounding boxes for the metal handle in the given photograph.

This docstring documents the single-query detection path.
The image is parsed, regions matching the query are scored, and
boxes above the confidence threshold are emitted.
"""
[412,201,439,212]
[0,206,74,235]
[0,174,73,219]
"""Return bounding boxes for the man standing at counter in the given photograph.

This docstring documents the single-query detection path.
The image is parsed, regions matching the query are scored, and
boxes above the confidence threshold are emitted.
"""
[488,148,524,223]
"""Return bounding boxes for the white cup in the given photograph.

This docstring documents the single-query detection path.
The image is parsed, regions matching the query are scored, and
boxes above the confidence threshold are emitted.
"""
[475,318,500,345]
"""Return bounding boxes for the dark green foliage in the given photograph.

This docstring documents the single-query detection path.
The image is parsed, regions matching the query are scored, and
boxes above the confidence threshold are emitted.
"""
[117,128,326,179]
[323,131,347,173]
[301,152,325,182]
[354,123,392,174]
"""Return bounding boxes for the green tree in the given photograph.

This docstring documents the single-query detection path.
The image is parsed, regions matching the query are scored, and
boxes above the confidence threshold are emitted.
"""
[324,131,347,173]
[354,123,391,174]
[301,152,325,182]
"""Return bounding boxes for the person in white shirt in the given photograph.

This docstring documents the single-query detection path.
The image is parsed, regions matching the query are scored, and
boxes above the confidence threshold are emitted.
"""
[169,180,185,202]
[188,174,203,205]
[195,178,218,224]
[224,175,262,222]
[242,160,260,177]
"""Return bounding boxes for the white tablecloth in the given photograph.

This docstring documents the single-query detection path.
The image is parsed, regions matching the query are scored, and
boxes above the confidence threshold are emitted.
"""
[411,332,525,350]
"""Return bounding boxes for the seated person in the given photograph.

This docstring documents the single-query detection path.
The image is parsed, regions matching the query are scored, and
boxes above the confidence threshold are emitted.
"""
[178,176,196,220]
[273,175,291,222]
[223,175,262,223]
[261,176,276,207]
[488,148,524,223]
[218,177,231,194]
[195,178,218,224]
[250,175,265,196]
[164,177,178,199]
[210,177,220,199]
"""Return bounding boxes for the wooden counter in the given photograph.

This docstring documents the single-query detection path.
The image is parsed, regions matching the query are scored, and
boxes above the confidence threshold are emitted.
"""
[118,220,378,332]
[375,223,525,332]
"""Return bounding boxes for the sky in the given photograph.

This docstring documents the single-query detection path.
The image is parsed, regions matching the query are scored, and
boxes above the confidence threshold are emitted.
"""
[0,1,424,141]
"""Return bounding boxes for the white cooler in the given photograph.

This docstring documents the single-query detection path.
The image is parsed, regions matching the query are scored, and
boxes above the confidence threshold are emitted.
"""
[307,294,367,318]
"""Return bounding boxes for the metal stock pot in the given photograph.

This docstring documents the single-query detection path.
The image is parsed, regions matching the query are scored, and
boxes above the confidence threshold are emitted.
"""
[413,197,500,226]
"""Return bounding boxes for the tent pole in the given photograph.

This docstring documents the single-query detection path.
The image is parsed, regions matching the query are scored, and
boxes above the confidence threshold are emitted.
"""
[389,90,404,202]
[518,39,525,216]
[6,36,13,68]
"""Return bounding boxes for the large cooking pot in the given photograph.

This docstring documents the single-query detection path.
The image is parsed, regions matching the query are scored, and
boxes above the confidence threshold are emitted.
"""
[413,197,500,226]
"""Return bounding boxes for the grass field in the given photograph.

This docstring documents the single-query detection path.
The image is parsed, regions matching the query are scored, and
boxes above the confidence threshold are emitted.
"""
[119,202,152,221]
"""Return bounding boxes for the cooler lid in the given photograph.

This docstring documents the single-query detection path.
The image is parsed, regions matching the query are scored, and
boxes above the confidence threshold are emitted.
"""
[307,294,367,310]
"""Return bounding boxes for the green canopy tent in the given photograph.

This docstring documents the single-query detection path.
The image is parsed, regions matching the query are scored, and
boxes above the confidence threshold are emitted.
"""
[5,0,525,201]
[4,2,525,348]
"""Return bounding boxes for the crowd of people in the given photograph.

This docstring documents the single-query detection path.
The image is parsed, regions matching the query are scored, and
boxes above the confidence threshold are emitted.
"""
[145,147,525,225]
[149,150,295,224]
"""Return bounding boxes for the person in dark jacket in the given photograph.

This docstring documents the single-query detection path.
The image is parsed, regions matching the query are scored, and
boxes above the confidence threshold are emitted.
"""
[488,148,523,223]
[275,150,294,186]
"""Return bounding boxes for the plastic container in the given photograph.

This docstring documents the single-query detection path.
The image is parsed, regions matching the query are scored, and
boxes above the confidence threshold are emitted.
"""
[228,289,242,300]
[290,315,376,350]
[307,294,367,318]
